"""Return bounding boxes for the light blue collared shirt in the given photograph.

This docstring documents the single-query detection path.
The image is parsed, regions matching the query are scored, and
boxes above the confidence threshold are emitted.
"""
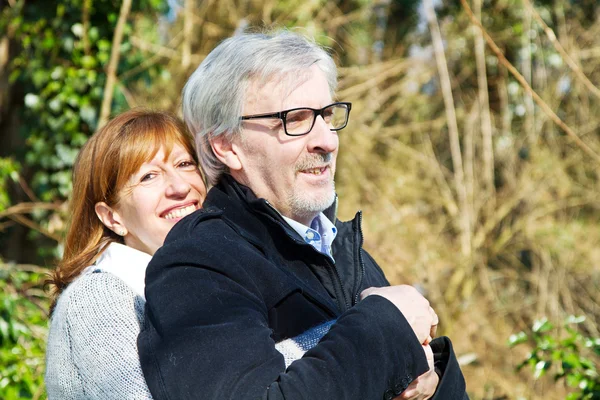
[283,213,338,258]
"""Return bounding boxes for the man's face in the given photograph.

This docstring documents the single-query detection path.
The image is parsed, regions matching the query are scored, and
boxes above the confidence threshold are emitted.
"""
[232,65,338,225]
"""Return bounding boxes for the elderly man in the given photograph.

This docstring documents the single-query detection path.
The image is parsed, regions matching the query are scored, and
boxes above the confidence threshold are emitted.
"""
[139,31,468,399]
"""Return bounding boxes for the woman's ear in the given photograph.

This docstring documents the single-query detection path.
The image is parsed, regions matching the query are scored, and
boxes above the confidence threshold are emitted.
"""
[95,202,127,237]
[210,135,242,172]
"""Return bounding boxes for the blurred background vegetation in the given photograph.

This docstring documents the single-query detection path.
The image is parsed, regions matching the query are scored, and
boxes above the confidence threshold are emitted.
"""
[1,0,599,398]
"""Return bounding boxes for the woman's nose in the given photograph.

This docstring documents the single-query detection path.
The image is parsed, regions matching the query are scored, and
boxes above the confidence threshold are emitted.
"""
[165,172,192,197]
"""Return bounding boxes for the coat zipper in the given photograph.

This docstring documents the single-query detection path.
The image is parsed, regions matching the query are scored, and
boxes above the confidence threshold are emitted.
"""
[353,211,366,306]
[264,200,350,313]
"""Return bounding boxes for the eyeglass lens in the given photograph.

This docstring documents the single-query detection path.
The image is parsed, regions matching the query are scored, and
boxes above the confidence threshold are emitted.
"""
[285,104,348,135]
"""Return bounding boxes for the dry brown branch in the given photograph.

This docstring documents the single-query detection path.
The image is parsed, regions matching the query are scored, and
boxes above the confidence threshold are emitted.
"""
[377,117,447,139]
[82,0,92,56]
[118,33,185,81]
[18,176,39,202]
[7,214,61,242]
[473,0,495,199]
[459,0,600,165]
[0,202,63,219]
[98,0,132,128]
[0,220,14,231]
[578,47,600,60]
[524,0,600,100]
[521,2,535,145]
[129,35,180,59]
[337,60,410,100]
[116,79,137,107]
[182,0,194,70]
[328,8,368,30]
[465,103,476,234]
[422,135,460,218]
[7,263,49,274]
[424,0,472,257]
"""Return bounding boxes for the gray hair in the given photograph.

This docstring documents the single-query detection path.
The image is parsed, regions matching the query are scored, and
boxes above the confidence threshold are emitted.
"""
[182,30,338,186]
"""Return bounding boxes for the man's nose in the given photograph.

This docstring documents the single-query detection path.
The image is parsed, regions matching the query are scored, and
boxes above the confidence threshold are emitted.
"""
[165,172,192,197]
[307,116,338,153]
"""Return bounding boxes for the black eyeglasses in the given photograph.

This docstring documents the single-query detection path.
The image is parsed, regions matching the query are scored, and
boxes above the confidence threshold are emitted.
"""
[240,102,352,136]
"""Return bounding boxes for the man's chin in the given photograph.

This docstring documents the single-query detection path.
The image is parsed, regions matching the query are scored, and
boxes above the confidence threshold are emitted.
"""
[290,190,336,220]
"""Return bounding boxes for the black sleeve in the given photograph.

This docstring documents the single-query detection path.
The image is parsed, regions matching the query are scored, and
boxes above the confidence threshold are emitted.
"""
[138,234,430,400]
[430,336,469,399]
[360,247,469,399]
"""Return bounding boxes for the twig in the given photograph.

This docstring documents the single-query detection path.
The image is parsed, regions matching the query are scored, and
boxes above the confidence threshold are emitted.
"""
[459,0,600,165]
[473,0,495,200]
[118,32,184,81]
[577,47,600,60]
[98,0,133,128]
[521,1,535,145]
[0,220,14,231]
[424,0,472,257]
[129,35,180,59]
[18,176,39,202]
[182,0,193,70]
[378,117,447,139]
[7,214,61,242]
[0,202,63,219]
[523,0,600,100]
[116,79,137,107]
[337,60,410,99]
[82,0,92,56]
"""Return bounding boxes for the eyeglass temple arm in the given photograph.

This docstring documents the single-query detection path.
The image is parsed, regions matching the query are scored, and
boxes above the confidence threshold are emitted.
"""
[240,112,281,120]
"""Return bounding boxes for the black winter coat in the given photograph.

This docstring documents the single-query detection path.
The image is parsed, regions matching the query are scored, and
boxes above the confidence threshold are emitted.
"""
[139,175,468,400]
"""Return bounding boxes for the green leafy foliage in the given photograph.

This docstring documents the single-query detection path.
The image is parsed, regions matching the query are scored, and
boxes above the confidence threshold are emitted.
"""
[509,316,600,399]
[0,261,48,400]
[0,158,20,212]
[9,0,165,203]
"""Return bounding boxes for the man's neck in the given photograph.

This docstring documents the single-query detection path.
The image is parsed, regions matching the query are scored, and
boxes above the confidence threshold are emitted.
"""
[286,213,318,227]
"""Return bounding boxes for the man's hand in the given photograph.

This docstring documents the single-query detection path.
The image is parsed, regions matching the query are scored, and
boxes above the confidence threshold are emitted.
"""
[360,285,438,344]
[395,344,439,400]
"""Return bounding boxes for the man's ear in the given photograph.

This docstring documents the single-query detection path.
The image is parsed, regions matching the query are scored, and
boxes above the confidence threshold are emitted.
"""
[210,135,242,172]
[95,202,127,237]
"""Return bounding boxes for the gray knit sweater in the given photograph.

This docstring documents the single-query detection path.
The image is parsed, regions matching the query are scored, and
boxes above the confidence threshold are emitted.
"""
[45,243,153,399]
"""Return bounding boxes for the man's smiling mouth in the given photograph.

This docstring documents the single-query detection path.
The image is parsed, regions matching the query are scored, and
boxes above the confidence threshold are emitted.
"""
[302,167,328,175]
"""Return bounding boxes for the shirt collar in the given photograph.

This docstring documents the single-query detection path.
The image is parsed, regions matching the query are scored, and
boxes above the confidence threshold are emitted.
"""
[82,242,151,300]
[282,213,338,257]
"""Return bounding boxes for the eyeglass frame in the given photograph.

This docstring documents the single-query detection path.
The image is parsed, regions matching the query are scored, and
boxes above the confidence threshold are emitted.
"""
[239,102,352,137]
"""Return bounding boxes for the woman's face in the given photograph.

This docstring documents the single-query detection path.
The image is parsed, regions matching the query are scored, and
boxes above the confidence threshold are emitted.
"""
[114,144,206,255]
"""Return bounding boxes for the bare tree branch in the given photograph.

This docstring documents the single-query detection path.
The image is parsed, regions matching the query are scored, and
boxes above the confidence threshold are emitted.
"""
[82,0,92,56]
[182,0,194,70]
[523,0,600,100]
[473,0,495,200]
[98,0,133,128]
[0,202,63,219]
[460,0,600,165]
[424,0,472,257]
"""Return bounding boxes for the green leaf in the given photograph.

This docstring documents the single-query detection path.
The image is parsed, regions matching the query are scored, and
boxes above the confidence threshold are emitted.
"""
[566,315,586,325]
[508,331,529,346]
[533,318,553,333]
[534,360,551,379]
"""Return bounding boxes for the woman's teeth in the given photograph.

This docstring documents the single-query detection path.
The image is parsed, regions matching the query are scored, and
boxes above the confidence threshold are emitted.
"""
[164,204,196,220]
